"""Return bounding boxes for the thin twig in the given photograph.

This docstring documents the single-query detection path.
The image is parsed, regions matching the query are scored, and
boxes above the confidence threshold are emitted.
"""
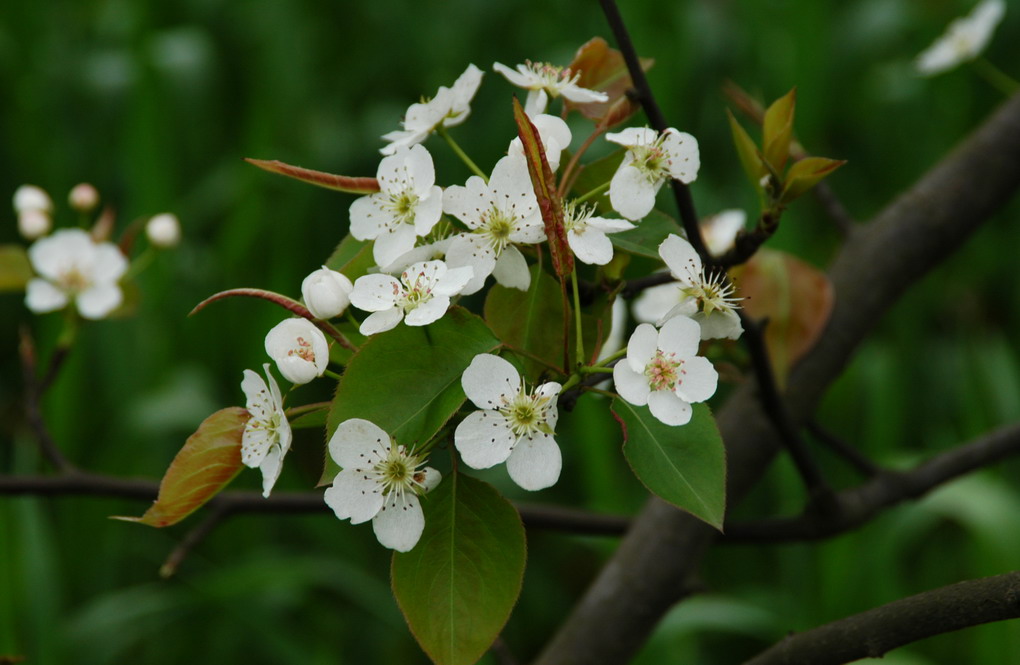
[18,328,77,473]
[812,181,856,236]
[806,419,880,477]
[160,504,232,578]
[742,570,1020,665]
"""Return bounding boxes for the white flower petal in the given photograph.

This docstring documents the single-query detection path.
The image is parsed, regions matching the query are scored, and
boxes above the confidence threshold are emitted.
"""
[609,163,658,221]
[351,274,401,312]
[626,323,660,371]
[613,362,650,406]
[444,235,494,295]
[360,308,404,335]
[324,469,384,524]
[560,84,609,105]
[302,267,353,320]
[28,229,92,281]
[657,315,701,360]
[349,195,388,241]
[493,62,534,88]
[454,410,516,469]
[413,187,444,236]
[373,223,419,269]
[648,390,693,426]
[442,176,490,227]
[461,353,520,408]
[658,233,702,282]
[568,227,613,265]
[328,418,391,468]
[506,433,561,491]
[432,265,473,296]
[75,284,122,319]
[632,282,681,325]
[535,382,562,430]
[702,210,745,257]
[661,130,700,184]
[264,318,329,385]
[694,308,744,341]
[274,356,319,385]
[606,127,657,148]
[25,278,69,314]
[372,493,425,552]
[241,427,272,468]
[403,144,437,195]
[675,355,718,404]
[587,217,636,233]
[259,444,284,497]
[404,295,449,326]
[492,246,530,290]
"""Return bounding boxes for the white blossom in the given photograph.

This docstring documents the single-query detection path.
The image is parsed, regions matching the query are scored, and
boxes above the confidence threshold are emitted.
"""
[562,200,634,265]
[702,209,745,258]
[381,64,484,155]
[25,228,127,319]
[350,144,444,268]
[145,213,181,248]
[455,354,562,491]
[323,418,441,552]
[916,0,1006,76]
[606,127,700,221]
[13,185,52,215]
[301,266,353,319]
[18,209,51,240]
[350,259,472,335]
[264,318,329,385]
[653,234,743,340]
[68,183,100,213]
[443,155,544,294]
[493,60,608,116]
[241,363,293,497]
[507,113,572,172]
[613,316,718,426]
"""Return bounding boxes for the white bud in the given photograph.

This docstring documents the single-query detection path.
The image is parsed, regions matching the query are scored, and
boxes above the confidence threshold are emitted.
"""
[264,318,329,385]
[145,213,181,248]
[301,266,353,319]
[13,185,52,215]
[68,183,100,213]
[17,210,52,240]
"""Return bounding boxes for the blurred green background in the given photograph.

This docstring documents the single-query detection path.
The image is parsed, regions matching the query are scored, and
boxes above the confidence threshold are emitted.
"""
[2,0,1019,663]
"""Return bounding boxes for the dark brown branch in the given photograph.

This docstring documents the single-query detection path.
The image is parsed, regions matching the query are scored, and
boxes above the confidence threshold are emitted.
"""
[724,420,1020,543]
[159,504,232,578]
[812,181,856,235]
[742,571,1020,665]
[18,328,77,473]
[621,271,675,299]
[533,89,1020,665]
[806,419,880,477]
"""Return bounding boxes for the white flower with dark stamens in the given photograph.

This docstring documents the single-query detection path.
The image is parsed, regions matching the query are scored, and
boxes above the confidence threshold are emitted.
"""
[350,259,472,335]
[606,127,700,221]
[264,318,330,385]
[350,144,444,268]
[613,317,718,426]
[507,113,572,172]
[916,0,1005,76]
[562,200,634,265]
[443,155,544,294]
[25,228,127,319]
[381,64,484,155]
[654,234,742,340]
[455,354,562,491]
[493,60,608,116]
[302,266,353,320]
[241,363,293,497]
[323,418,440,552]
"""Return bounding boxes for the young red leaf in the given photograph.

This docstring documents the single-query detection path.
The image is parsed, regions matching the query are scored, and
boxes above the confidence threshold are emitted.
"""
[245,158,380,194]
[112,407,250,527]
[565,36,653,123]
[512,96,573,278]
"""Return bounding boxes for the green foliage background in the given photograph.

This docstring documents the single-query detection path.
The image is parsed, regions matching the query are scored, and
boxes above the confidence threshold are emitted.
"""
[1,0,1019,663]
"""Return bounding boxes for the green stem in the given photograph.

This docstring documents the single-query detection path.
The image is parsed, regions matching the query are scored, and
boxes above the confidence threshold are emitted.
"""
[283,401,330,420]
[579,366,615,375]
[571,268,585,365]
[559,374,581,394]
[575,181,610,205]
[971,57,1019,96]
[437,126,488,182]
[323,369,343,381]
[595,346,628,367]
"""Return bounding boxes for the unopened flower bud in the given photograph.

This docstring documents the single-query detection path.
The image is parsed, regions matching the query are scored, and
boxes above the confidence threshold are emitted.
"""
[13,185,52,215]
[301,266,353,319]
[145,213,181,248]
[68,183,100,213]
[18,209,52,240]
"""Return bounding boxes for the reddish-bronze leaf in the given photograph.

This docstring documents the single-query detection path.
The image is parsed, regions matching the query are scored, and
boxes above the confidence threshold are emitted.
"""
[512,97,573,278]
[736,249,834,388]
[245,158,380,194]
[112,407,250,527]
[566,37,653,123]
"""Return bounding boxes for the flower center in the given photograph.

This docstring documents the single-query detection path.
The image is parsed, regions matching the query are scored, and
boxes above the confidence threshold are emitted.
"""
[499,383,553,438]
[644,350,684,392]
[524,60,580,94]
[631,141,670,183]
[562,200,594,234]
[398,268,435,311]
[386,190,420,226]
[287,336,316,363]
[478,208,515,256]
[58,267,90,294]
[373,444,428,499]
[680,270,741,317]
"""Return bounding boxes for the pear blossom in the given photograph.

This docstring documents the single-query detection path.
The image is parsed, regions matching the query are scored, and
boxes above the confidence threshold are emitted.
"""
[606,127,700,221]
[443,154,544,294]
[323,418,441,552]
[13,185,52,216]
[350,144,444,268]
[508,113,572,172]
[25,228,127,319]
[562,200,634,265]
[916,0,1005,76]
[702,209,746,258]
[455,353,562,491]
[264,318,330,384]
[68,183,100,213]
[381,64,483,155]
[301,266,353,319]
[493,60,608,116]
[377,232,455,275]
[18,209,51,240]
[145,213,181,248]
[350,259,472,335]
[613,316,718,426]
[241,363,293,497]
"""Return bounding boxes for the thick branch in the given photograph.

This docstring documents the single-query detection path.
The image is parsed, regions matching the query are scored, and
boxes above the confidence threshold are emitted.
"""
[725,420,1020,542]
[743,571,1020,665]
[533,90,1020,665]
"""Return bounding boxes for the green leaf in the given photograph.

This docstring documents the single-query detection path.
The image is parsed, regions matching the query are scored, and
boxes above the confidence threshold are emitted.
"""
[111,407,249,527]
[762,88,796,172]
[245,158,379,194]
[0,244,33,292]
[779,157,846,204]
[612,399,726,530]
[727,109,766,190]
[322,307,500,483]
[568,149,625,215]
[484,265,564,375]
[392,473,526,665]
[609,210,684,259]
[324,234,376,282]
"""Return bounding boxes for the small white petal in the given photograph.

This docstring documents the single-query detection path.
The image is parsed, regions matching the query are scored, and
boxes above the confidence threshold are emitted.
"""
[534,382,562,430]
[524,88,549,116]
[657,316,701,360]
[626,323,660,371]
[648,390,693,426]
[609,164,658,221]
[661,130,700,184]
[606,127,657,147]
[632,282,682,325]
[444,235,494,295]
[492,246,530,291]
[259,444,284,497]
[373,224,419,269]
[328,418,390,468]
[454,410,516,469]
[694,308,744,341]
[351,274,401,312]
[372,493,425,552]
[568,227,613,265]
[349,195,386,241]
[613,362,651,406]
[432,265,473,297]
[442,177,490,227]
[506,433,561,491]
[75,284,123,319]
[404,295,449,326]
[412,187,444,236]
[25,278,69,313]
[675,355,718,404]
[324,469,385,524]
[658,233,702,282]
[360,308,404,335]
[241,427,273,468]
[302,266,353,320]
[461,353,520,407]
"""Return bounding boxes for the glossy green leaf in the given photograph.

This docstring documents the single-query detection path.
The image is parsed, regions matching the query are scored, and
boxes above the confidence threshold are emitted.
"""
[612,399,726,530]
[727,109,766,190]
[111,407,249,527]
[484,265,564,375]
[324,234,376,283]
[245,158,379,194]
[609,210,684,259]
[322,307,500,483]
[392,473,526,665]
[779,157,846,204]
[0,244,33,292]
[762,88,796,172]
